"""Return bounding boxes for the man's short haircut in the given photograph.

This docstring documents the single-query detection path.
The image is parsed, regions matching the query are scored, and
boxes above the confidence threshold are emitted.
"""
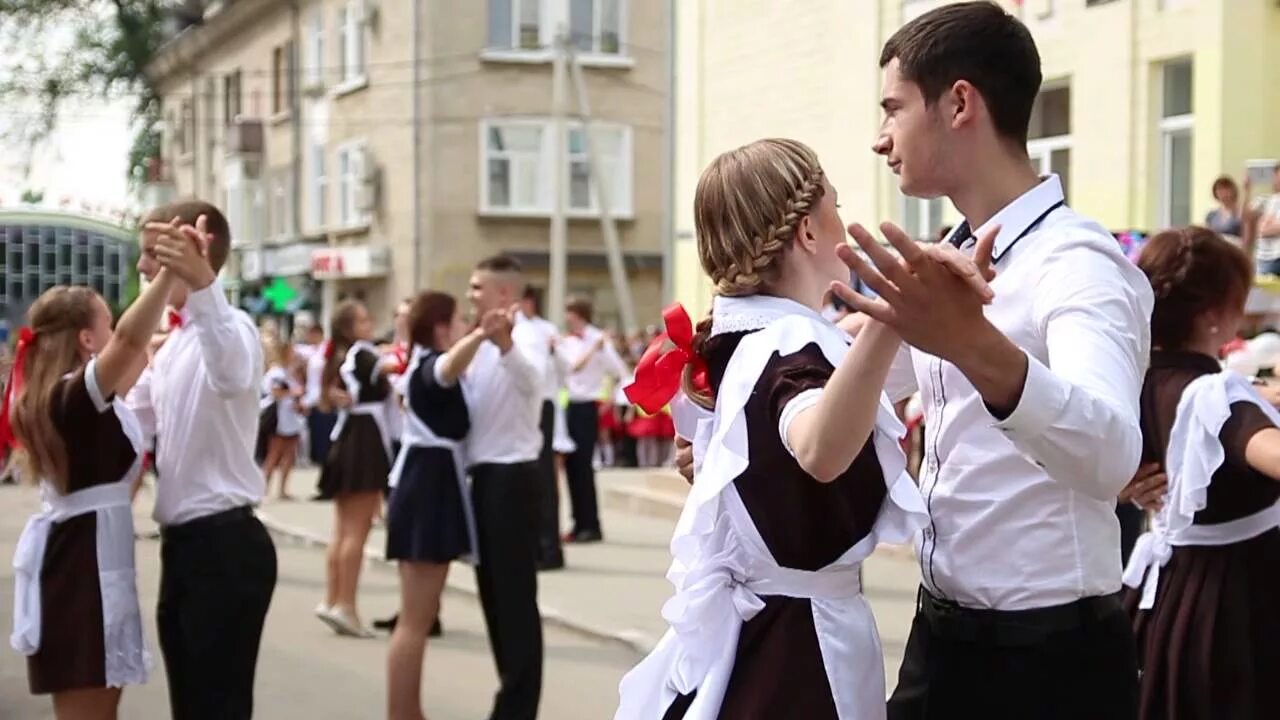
[164,199,233,272]
[880,1,1042,146]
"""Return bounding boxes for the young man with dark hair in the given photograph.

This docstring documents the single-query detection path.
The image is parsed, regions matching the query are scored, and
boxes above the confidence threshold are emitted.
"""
[838,3,1153,717]
[464,254,547,719]
[558,297,628,542]
[130,200,276,719]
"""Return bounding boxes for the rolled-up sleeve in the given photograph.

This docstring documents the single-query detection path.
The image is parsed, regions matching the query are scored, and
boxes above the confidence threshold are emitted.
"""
[184,281,262,397]
[991,239,1153,501]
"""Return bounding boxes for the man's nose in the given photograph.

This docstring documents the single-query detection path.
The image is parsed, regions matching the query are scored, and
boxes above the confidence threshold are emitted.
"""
[871,134,891,156]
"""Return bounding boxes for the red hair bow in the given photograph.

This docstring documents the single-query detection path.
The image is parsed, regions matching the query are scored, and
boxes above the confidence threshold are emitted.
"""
[323,341,334,360]
[624,304,709,415]
[0,327,37,452]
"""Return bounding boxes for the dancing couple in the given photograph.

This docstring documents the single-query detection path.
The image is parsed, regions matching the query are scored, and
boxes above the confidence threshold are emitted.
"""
[618,2,1152,719]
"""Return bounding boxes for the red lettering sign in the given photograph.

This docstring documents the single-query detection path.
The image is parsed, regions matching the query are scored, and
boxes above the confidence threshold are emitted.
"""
[311,252,347,276]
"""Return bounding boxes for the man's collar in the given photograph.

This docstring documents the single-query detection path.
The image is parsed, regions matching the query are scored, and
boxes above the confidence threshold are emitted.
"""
[951,175,1065,258]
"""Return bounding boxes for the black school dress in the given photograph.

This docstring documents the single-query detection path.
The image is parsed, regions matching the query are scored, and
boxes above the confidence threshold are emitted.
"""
[318,346,392,497]
[385,350,473,563]
[1125,350,1280,720]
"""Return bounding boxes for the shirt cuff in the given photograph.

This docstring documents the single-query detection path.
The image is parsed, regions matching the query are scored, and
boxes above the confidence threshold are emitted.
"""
[989,350,1070,440]
[184,280,231,325]
[83,357,113,413]
[778,388,823,459]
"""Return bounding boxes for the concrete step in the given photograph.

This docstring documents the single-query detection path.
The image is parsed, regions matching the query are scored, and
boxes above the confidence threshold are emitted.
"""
[599,467,686,521]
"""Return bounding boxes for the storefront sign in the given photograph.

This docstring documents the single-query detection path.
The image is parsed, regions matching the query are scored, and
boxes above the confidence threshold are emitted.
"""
[310,245,390,280]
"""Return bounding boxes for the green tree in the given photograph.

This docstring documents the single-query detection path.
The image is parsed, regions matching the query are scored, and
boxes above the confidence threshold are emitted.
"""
[0,0,172,186]
[18,188,43,204]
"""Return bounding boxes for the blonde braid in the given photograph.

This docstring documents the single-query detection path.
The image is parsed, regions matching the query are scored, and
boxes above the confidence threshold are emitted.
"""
[714,166,825,296]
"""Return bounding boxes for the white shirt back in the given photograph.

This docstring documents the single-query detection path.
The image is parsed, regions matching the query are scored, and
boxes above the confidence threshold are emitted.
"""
[559,325,629,402]
[128,282,266,526]
[463,313,548,465]
[525,315,562,401]
[888,175,1154,610]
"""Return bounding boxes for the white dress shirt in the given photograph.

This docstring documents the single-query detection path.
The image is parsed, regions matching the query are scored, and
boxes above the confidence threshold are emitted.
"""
[559,325,629,403]
[524,315,562,402]
[462,313,548,465]
[127,281,266,526]
[887,175,1154,610]
[302,346,327,411]
[262,365,305,437]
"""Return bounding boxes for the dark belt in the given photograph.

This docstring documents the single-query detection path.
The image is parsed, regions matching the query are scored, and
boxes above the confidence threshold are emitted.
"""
[919,587,1121,647]
[160,505,256,542]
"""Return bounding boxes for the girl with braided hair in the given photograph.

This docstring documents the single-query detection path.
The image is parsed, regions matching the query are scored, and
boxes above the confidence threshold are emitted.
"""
[615,138,978,719]
[1120,226,1280,720]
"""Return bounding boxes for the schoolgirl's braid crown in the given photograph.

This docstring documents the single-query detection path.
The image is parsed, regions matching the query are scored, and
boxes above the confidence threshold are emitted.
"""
[693,138,826,297]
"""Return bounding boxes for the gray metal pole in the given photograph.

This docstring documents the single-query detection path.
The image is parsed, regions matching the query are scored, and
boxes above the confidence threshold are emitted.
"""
[548,29,569,328]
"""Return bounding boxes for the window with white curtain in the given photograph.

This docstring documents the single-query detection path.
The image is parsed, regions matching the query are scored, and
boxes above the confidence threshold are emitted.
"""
[305,11,324,89]
[335,141,369,227]
[1159,60,1194,229]
[487,0,544,52]
[481,118,633,216]
[308,142,326,230]
[337,1,367,86]
[570,0,623,55]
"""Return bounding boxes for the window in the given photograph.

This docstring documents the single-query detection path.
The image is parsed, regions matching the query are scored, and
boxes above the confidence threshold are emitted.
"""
[488,0,543,51]
[567,123,630,213]
[305,12,325,90]
[570,0,623,55]
[308,142,327,230]
[176,102,193,156]
[338,2,367,86]
[272,43,294,114]
[481,118,633,216]
[335,141,369,227]
[1159,60,1194,228]
[1027,84,1071,201]
[901,196,943,242]
[270,171,295,240]
[223,70,242,125]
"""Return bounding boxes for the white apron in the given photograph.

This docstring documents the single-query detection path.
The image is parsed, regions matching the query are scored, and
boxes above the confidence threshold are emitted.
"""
[330,340,393,460]
[1123,370,1280,609]
[11,392,150,688]
[615,296,928,720]
[386,346,481,564]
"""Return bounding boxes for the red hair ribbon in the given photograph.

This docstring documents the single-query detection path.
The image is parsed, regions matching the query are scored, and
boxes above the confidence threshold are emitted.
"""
[0,327,37,452]
[624,304,709,415]
[323,341,334,360]
[167,309,184,330]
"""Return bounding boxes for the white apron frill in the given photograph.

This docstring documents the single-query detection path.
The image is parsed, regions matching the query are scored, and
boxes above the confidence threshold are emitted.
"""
[1123,370,1280,609]
[11,366,151,688]
[615,295,928,720]
[386,346,480,565]
[330,340,394,460]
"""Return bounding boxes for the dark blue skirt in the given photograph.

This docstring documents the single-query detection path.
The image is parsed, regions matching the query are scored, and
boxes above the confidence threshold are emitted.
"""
[385,446,470,564]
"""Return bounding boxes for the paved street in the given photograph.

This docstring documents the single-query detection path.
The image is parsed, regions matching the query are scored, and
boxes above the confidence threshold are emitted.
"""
[0,468,924,718]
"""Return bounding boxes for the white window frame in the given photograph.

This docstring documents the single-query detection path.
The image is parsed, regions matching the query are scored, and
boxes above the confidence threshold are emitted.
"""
[898,195,944,243]
[308,142,327,231]
[1028,134,1072,191]
[335,140,370,229]
[569,0,626,57]
[479,118,634,219]
[1159,115,1194,229]
[482,0,634,68]
[485,0,547,55]
[335,1,368,95]
[305,11,325,92]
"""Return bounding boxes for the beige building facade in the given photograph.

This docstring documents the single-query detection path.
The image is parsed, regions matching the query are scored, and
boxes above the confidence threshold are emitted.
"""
[147,0,671,333]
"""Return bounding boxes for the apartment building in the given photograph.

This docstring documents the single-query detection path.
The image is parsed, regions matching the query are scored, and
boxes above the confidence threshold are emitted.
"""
[672,0,1280,317]
[146,0,671,332]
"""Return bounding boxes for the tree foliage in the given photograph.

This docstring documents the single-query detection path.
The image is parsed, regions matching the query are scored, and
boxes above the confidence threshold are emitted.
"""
[0,0,172,186]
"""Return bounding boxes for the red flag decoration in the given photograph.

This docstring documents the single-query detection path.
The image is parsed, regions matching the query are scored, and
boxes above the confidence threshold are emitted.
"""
[624,304,709,414]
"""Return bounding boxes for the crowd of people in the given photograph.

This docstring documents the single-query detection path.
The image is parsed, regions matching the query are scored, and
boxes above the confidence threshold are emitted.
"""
[4,2,1280,720]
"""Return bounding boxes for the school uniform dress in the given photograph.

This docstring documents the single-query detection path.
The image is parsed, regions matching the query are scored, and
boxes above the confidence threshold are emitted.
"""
[616,295,927,720]
[385,346,479,565]
[1122,351,1280,720]
[12,358,150,694]
[125,283,276,720]
[319,341,393,497]
[262,365,304,439]
[885,175,1153,719]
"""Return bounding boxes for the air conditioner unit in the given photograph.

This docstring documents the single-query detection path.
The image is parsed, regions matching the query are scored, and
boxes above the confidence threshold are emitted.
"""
[355,148,380,213]
[226,117,264,155]
[302,77,325,97]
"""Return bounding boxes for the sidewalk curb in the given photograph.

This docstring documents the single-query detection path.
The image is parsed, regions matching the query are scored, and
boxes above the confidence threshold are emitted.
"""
[255,510,654,657]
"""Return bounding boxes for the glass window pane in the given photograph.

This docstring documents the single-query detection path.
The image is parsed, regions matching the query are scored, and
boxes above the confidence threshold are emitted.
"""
[489,0,513,48]
[494,125,541,153]
[1163,61,1193,118]
[903,198,922,240]
[1168,131,1192,227]
[1050,148,1070,203]
[568,128,585,154]
[570,0,593,51]
[488,158,511,207]
[601,0,620,54]
[519,0,541,49]
[1028,86,1070,140]
[570,160,591,208]
[515,156,541,207]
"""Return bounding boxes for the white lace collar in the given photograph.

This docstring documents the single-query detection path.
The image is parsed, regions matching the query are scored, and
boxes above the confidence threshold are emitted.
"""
[710,294,837,338]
